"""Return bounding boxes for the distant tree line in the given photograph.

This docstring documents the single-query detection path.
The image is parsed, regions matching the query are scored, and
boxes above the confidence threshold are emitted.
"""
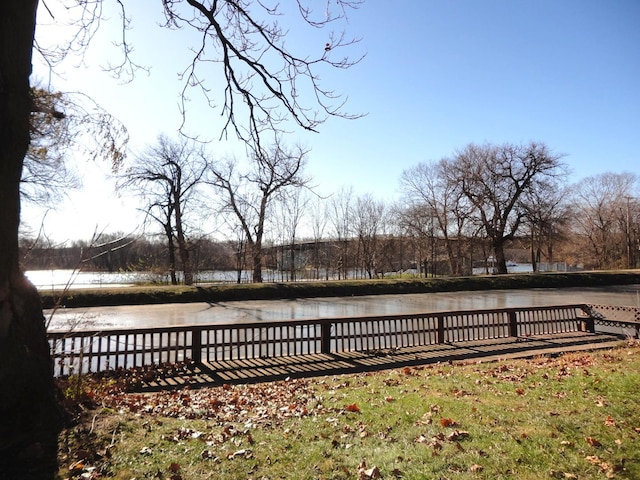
[20,234,236,276]
[20,141,640,283]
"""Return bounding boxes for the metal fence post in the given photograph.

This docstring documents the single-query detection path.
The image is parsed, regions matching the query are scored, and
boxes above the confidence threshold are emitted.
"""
[508,311,518,337]
[321,322,332,354]
[437,315,445,344]
[578,305,596,333]
[581,316,596,333]
[191,327,202,364]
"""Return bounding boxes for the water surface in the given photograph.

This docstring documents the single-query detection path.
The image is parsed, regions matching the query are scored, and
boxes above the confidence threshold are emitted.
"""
[46,285,640,332]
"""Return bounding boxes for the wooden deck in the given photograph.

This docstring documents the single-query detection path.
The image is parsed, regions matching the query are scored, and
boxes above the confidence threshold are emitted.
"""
[139,330,624,391]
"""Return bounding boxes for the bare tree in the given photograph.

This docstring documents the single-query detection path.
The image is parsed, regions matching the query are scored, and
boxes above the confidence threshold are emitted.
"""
[207,140,310,283]
[167,1,364,151]
[273,188,310,281]
[328,186,355,279]
[353,194,385,278]
[521,181,571,271]
[1,4,63,475]
[446,142,566,274]
[2,1,361,473]
[118,135,207,285]
[570,172,638,269]
[308,195,330,279]
[400,159,473,276]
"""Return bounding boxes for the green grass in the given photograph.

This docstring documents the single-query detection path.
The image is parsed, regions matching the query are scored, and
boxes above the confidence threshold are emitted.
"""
[58,343,640,479]
[42,270,640,308]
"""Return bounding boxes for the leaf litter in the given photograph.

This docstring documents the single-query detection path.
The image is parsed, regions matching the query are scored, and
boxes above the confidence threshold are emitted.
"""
[57,340,640,479]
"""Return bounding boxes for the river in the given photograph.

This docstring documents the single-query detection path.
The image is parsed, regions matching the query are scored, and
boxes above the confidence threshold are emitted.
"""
[26,263,552,290]
[46,284,640,332]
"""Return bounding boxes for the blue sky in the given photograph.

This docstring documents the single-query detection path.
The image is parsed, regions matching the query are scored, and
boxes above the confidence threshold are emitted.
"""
[25,0,640,242]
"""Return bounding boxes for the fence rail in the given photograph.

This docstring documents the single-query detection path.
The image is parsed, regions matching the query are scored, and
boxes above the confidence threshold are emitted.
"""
[48,304,601,376]
[586,304,640,337]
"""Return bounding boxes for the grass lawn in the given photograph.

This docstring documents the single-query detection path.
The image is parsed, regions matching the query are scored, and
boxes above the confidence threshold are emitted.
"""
[57,341,640,479]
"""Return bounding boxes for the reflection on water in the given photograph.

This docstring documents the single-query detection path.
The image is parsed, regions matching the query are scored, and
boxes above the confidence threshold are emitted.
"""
[46,285,640,332]
[26,269,251,289]
[27,264,561,289]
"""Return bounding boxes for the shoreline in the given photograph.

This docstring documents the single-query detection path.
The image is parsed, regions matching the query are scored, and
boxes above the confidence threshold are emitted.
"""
[38,270,640,309]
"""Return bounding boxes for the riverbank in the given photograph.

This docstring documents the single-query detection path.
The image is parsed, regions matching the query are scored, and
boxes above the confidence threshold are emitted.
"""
[39,270,640,309]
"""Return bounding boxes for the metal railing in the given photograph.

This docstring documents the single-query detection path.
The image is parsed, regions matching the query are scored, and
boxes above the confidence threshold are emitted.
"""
[48,304,598,376]
[585,304,640,337]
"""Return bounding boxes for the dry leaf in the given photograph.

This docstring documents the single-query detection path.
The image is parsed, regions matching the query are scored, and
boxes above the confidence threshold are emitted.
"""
[346,403,361,413]
[446,430,470,441]
[139,446,153,455]
[227,449,252,459]
[68,461,84,472]
[585,436,602,447]
[360,466,382,479]
[440,418,457,427]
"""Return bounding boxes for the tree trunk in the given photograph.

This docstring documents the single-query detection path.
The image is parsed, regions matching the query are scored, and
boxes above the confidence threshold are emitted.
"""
[290,241,296,282]
[530,230,538,273]
[251,243,263,283]
[235,240,245,284]
[492,240,508,274]
[165,223,178,285]
[1,1,64,477]
[173,201,193,285]
[177,238,193,285]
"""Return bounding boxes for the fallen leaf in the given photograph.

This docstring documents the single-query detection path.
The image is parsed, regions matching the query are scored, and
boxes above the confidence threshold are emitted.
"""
[470,464,483,472]
[139,446,153,455]
[585,436,602,447]
[227,449,252,459]
[440,418,457,427]
[201,449,216,460]
[68,461,84,472]
[346,403,361,413]
[357,462,382,480]
[604,416,616,427]
[446,430,470,441]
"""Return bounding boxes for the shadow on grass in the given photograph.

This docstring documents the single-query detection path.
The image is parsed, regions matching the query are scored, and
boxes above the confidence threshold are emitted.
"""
[138,331,624,392]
